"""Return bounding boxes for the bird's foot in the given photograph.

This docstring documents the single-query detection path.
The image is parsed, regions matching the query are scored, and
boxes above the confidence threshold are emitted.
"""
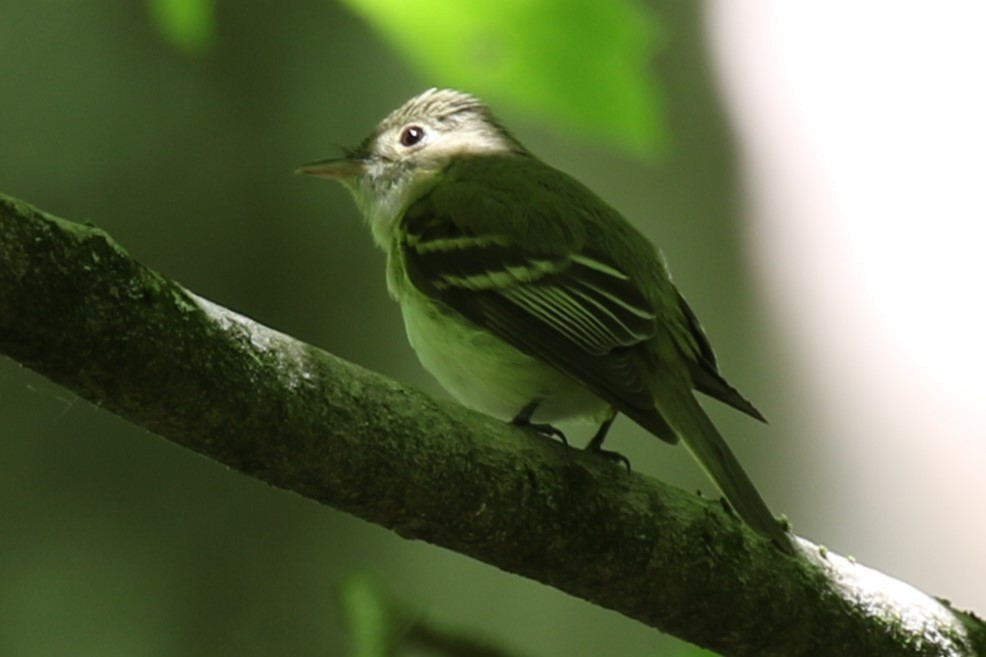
[517,420,569,446]
[510,401,568,445]
[585,444,631,472]
[582,407,629,470]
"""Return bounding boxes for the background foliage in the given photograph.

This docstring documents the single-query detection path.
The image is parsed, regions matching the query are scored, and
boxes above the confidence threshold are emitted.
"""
[1,2,806,656]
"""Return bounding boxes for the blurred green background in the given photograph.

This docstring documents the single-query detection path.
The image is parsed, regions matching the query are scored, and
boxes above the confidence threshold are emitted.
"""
[0,2,811,656]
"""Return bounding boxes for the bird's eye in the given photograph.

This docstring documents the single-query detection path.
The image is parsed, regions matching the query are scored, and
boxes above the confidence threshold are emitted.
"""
[399,125,426,147]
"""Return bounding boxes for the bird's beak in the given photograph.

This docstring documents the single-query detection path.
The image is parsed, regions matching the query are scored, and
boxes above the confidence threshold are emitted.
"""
[294,156,365,182]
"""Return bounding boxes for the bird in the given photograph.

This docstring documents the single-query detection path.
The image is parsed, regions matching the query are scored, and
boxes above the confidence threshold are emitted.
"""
[297,88,794,553]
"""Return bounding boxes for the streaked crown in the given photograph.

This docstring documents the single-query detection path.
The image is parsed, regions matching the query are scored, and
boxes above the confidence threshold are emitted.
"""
[351,88,527,169]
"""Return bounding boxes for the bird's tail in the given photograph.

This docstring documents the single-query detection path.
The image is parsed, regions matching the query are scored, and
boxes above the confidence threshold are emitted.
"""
[648,381,795,554]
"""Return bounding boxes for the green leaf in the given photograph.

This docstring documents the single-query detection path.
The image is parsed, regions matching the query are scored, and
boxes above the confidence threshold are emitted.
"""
[147,0,215,55]
[339,573,394,657]
[340,0,667,156]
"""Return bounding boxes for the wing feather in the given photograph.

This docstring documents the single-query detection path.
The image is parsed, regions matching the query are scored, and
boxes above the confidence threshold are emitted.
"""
[401,190,677,440]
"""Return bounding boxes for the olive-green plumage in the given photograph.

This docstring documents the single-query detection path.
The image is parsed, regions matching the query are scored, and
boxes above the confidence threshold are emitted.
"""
[299,88,793,553]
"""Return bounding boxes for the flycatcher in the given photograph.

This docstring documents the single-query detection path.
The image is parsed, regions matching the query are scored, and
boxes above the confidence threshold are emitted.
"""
[298,88,793,553]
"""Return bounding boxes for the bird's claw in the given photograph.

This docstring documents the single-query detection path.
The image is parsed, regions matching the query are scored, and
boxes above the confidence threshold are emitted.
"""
[510,416,568,446]
[585,445,631,472]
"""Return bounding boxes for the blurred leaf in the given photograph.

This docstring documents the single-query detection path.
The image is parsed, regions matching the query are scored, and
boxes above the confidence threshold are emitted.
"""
[147,0,215,55]
[340,573,394,657]
[339,0,667,156]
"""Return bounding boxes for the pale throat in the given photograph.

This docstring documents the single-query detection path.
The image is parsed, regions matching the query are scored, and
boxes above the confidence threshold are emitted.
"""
[353,164,435,251]
[350,128,515,251]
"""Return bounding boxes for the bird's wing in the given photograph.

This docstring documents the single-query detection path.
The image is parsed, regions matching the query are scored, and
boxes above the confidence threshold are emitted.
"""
[676,291,767,422]
[399,182,679,443]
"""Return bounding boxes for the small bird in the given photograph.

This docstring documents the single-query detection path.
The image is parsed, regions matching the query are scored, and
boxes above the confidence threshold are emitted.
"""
[298,88,793,553]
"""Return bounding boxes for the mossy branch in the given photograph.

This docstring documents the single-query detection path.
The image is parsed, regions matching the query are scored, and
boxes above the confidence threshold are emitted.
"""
[1,192,983,657]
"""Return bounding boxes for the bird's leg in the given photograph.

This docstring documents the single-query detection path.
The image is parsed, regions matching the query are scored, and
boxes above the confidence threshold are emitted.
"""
[584,407,631,471]
[510,400,568,445]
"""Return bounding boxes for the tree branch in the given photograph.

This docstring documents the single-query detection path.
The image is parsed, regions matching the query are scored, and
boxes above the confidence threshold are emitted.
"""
[1,192,983,657]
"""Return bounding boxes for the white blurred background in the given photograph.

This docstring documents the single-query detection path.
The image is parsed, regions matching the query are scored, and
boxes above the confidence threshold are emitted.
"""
[710,1,986,610]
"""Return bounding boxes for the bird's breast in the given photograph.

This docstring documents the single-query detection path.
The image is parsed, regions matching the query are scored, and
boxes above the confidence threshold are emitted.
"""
[395,281,609,425]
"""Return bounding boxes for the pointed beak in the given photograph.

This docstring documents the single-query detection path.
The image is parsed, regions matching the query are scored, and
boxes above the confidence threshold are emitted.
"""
[294,156,365,182]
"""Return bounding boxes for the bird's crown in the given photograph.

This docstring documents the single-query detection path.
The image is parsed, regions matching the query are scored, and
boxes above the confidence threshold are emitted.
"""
[349,88,527,164]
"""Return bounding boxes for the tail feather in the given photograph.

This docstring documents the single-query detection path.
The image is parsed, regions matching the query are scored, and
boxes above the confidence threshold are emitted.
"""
[650,381,794,553]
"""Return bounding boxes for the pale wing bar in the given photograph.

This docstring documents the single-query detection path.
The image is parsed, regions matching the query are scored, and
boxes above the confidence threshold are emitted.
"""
[407,232,659,358]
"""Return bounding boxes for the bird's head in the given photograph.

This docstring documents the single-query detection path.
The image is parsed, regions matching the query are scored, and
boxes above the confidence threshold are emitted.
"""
[297,88,526,247]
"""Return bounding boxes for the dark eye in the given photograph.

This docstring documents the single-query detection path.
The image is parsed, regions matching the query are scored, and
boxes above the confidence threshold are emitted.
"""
[400,125,426,147]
